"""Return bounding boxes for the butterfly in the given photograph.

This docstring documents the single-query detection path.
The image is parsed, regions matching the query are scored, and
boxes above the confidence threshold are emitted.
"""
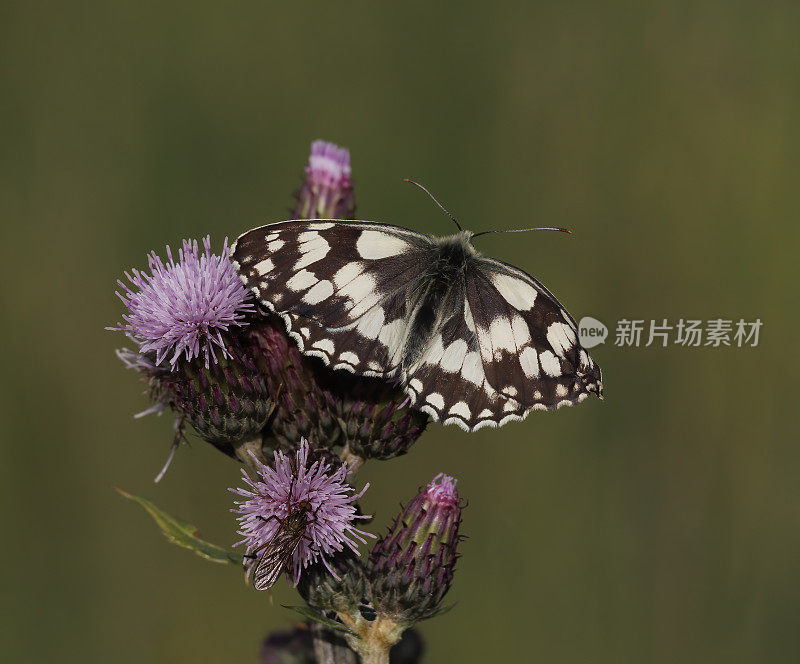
[232,211,603,431]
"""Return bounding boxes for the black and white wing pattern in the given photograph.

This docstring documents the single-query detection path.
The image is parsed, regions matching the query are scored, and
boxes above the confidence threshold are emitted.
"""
[405,257,602,429]
[232,220,602,431]
[234,220,431,377]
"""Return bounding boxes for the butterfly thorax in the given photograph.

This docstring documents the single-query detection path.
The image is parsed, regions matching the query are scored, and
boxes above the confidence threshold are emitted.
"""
[403,232,477,369]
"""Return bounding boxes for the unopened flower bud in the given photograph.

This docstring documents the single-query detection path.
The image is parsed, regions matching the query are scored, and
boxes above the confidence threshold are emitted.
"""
[245,319,342,453]
[294,140,355,220]
[368,474,463,624]
[332,373,429,462]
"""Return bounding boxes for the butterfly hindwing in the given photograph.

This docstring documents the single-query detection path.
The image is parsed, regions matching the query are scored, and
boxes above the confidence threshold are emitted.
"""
[468,257,601,410]
[405,297,529,429]
[401,262,600,430]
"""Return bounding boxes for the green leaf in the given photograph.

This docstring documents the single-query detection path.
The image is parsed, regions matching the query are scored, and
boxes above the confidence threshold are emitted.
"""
[114,486,243,565]
[282,605,355,635]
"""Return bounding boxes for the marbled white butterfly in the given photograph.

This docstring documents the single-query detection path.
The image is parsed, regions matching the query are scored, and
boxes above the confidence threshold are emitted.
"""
[232,203,603,431]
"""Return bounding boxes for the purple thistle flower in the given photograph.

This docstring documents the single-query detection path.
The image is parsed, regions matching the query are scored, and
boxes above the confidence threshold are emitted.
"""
[232,439,374,587]
[294,140,355,219]
[308,140,351,185]
[110,236,253,370]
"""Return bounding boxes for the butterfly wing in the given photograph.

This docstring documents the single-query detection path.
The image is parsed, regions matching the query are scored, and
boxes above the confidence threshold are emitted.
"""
[233,220,433,376]
[403,296,530,429]
[467,256,602,406]
[403,256,602,430]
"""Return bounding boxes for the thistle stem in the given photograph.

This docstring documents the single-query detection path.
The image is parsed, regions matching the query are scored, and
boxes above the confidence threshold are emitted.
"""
[232,435,266,472]
[340,443,365,476]
[354,643,390,664]
[345,618,402,664]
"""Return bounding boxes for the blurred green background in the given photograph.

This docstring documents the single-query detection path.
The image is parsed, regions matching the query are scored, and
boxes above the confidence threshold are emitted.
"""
[2,2,799,662]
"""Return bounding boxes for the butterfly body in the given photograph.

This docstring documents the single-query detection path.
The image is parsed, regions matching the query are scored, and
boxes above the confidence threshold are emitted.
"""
[396,231,475,369]
[233,219,602,431]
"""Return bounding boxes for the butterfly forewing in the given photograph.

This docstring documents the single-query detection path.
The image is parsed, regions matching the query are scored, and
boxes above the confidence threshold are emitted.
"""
[233,219,602,431]
[234,220,429,376]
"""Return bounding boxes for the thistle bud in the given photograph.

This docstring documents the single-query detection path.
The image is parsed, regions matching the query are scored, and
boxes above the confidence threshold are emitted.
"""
[158,334,272,450]
[245,319,342,453]
[310,476,460,664]
[368,474,463,624]
[331,373,429,462]
[297,548,372,621]
[294,140,355,220]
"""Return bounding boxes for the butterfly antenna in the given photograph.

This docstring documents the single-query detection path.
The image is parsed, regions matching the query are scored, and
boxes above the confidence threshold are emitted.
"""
[403,179,462,231]
[472,227,573,239]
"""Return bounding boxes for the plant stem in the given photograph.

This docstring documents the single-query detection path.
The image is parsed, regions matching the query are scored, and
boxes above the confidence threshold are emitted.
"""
[345,618,401,664]
[354,643,390,664]
[232,435,266,472]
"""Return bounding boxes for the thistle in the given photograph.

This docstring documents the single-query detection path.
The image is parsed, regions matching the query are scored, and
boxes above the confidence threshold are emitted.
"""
[231,440,374,588]
[299,474,463,664]
[111,236,253,369]
[294,139,355,219]
[368,473,463,622]
[111,237,272,474]
[110,141,472,664]
[330,372,429,464]
[246,319,342,454]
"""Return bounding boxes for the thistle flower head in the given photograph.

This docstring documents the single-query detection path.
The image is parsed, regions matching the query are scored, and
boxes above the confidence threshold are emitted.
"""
[294,140,355,219]
[111,236,253,369]
[331,373,428,462]
[246,320,342,453]
[368,473,463,624]
[232,440,373,586]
